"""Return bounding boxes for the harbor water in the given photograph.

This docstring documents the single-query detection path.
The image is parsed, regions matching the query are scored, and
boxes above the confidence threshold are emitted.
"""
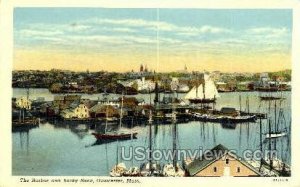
[12,88,291,176]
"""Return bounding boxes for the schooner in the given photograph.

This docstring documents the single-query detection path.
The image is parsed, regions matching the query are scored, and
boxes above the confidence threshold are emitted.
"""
[184,73,220,104]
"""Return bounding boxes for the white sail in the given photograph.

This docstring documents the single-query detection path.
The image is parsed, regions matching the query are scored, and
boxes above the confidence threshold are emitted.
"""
[184,85,204,99]
[184,74,219,100]
[205,79,220,99]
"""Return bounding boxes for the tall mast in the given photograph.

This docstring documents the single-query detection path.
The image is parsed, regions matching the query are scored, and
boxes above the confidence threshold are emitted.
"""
[274,100,277,132]
[239,94,242,112]
[116,143,119,166]
[274,100,277,153]
[196,83,198,98]
[26,88,29,100]
[268,119,273,171]
[148,110,153,174]
[172,103,178,172]
[105,105,108,134]
[259,117,262,171]
[149,88,152,105]
[247,95,250,114]
[154,81,159,106]
[119,92,124,129]
[19,109,21,122]
[202,79,205,99]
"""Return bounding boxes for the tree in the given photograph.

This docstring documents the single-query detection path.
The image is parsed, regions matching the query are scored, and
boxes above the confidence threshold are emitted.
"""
[50,83,63,93]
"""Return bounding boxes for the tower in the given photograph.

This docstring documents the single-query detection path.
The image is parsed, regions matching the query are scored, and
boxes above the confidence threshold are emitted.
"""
[140,64,144,72]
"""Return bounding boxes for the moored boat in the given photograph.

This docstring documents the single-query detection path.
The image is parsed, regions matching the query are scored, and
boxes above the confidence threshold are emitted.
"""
[265,131,286,139]
[260,96,284,101]
[92,132,137,140]
[184,73,219,104]
[110,163,127,177]
[192,112,256,123]
[163,163,185,177]
[91,93,138,141]
[123,167,141,177]
[140,162,162,176]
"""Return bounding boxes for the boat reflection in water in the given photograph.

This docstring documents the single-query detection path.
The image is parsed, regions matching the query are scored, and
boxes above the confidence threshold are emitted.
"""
[221,122,237,129]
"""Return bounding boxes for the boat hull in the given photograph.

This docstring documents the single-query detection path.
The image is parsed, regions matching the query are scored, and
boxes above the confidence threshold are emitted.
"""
[265,132,286,139]
[193,113,257,123]
[260,96,284,101]
[92,132,138,140]
[189,98,216,104]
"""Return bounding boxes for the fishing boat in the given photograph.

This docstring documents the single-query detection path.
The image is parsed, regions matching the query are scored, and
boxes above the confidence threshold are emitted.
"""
[259,102,291,176]
[163,163,185,177]
[140,110,163,176]
[192,112,256,123]
[92,94,138,141]
[260,96,283,101]
[110,143,127,177]
[162,106,185,177]
[259,91,284,101]
[140,162,162,176]
[110,163,127,177]
[123,167,141,177]
[265,100,287,139]
[265,131,287,139]
[184,73,219,104]
[258,79,285,100]
[92,132,137,140]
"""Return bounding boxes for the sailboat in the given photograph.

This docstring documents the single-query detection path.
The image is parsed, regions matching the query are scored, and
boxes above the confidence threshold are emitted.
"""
[184,73,219,104]
[140,110,162,176]
[247,118,279,176]
[123,117,141,177]
[259,91,284,101]
[92,94,138,141]
[258,78,285,101]
[263,119,291,176]
[110,144,127,177]
[265,100,287,139]
[162,105,185,177]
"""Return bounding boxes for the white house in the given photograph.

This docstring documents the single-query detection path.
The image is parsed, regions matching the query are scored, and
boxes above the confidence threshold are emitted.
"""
[60,102,89,119]
[119,77,155,93]
[136,77,155,92]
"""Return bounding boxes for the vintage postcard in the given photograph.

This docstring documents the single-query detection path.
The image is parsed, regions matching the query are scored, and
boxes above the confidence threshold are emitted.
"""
[0,0,300,187]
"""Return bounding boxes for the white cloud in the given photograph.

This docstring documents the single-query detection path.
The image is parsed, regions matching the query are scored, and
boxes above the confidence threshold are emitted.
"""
[79,18,231,35]
[15,17,291,56]
[17,29,64,37]
[247,27,289,38]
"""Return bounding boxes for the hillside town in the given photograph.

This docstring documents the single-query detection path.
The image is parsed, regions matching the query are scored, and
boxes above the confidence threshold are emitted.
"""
[12,65,291,94]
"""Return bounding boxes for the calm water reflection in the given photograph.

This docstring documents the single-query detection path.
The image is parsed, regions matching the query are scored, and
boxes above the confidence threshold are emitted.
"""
[12,89,291,176]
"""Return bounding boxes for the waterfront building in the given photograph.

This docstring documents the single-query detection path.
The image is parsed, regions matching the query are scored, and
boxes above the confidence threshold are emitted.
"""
[184,144,261,177]
[15,97,32,110]
[89,104,119,118]
[97,97,120,108]
[53,95,81,110]
[60,101,90,119]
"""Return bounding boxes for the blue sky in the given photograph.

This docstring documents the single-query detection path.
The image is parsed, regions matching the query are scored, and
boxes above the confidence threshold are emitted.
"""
[13,8,292,72]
